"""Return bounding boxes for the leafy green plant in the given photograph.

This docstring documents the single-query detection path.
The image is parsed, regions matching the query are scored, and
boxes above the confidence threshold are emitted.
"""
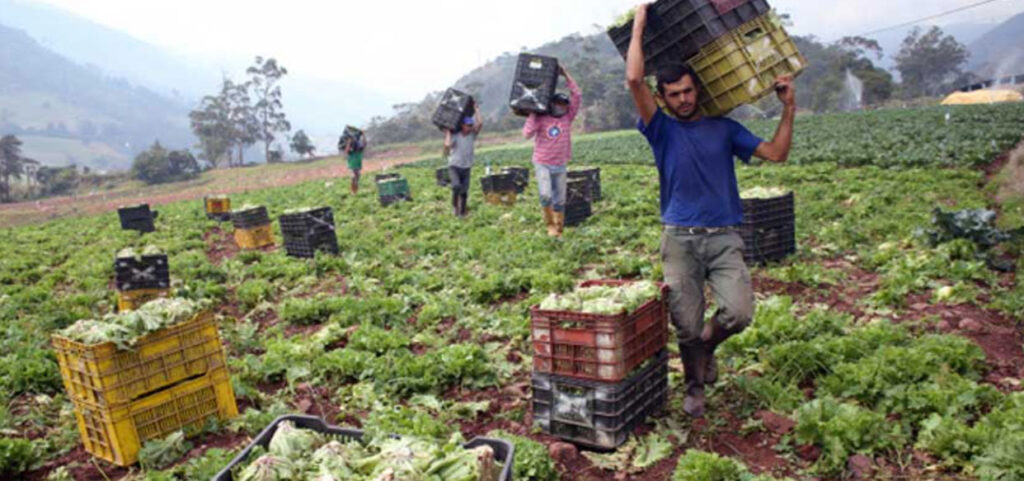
[487,430,558,481]
[236,279,274,311]
[0,437,39,476]
[792,397,898,474]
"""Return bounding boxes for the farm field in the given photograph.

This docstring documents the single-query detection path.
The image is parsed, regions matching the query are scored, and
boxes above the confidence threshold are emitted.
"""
[1,103,1023,481]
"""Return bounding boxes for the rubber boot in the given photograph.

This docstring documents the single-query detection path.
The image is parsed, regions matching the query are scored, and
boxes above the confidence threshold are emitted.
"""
[680,344,707,418]
[543,207,558,237]
[553,211,565,237]
[460,193,469,217]
[701,315,742,385]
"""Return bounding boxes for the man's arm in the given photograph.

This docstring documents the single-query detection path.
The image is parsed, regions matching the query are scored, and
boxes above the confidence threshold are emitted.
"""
[473,105,484,134]
[443,130,452,157]
[563,66,583,121]
[522,114,538,139]
[753,76,796,163]
[343,138,352,155]
[626,4,658,126]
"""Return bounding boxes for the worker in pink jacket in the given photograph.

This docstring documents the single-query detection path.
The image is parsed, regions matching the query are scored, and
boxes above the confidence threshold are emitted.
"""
[522,65,582,237]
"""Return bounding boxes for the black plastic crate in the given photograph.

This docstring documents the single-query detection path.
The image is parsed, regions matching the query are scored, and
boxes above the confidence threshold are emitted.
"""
[740,222,795,264]
[566,177,591,205]
[340,125,365,153]
[118,204,157,233]
[436,167,451,187]
[607,0,769,74]
[375,173,402,183]
[509,54,559,116]
[481,173,517,193]
[432,88,475,131]
[501,166,530,193]
[532,350,668,449]
[564,200,593,227]
[283,231,339,259]
[207,212,231,222]
[568,168,602,202]
[212,415,514,481]
[279,207,335,237]
[379,193,413,207]
[114,254,170,291]
[741,192,793,225]
[231,206,270,230]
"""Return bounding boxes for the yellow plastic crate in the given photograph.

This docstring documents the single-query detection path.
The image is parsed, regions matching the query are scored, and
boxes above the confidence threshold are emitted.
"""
[234,223,274,249]
[117,287,170,312]
[73,367,237,467]
[484,190,517,207]
[204,196,231,215]
[53,311,226,408]
[690,12,806,117]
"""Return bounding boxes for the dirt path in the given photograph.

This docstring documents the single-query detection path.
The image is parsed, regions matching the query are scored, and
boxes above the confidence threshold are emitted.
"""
[0,146,428,227]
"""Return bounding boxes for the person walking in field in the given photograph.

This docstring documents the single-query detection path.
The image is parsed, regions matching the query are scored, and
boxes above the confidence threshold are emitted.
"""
[626,3,796,417]
[340,128,366,194]
[523,65,581,237]
[444,104,483,217]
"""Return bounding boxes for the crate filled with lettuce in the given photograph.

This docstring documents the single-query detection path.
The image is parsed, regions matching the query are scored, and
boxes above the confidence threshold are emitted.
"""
[279,206,339,258]
[213,415,514,481]
[739,186,795,264]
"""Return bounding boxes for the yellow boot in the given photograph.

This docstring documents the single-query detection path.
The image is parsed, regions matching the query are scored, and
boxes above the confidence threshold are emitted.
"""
[553,210,565,237]
[542,207,558,237]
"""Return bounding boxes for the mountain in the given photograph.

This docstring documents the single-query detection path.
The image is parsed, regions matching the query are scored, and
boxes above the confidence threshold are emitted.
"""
[967,12,1024,79]
[0,23,191,171]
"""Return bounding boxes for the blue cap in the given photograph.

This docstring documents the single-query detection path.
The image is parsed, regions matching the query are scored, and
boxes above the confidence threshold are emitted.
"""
[462,117,475,125]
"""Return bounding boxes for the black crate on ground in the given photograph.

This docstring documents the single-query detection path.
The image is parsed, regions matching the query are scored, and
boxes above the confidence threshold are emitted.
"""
[564,200,593,227]
[283,231,339,258]
[509,54,560,116]
[379,193,413,207]
[436,167,451,187]
[114,254,170,291]
[607,0,770,74]
[279,207,339,258]
[501,166,530,193]
[740,192,796,264]
[212,415,515,481]
[118,204,157,233]
[568,168,602,201]
[532,350,668,449]
[566,177,591,205]
[231,206,270,230]
[432,88,475,131]
[481,173,517,193]
[375,173,402,183]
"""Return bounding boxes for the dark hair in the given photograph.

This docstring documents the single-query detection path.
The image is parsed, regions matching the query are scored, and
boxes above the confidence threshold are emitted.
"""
[656,64,702,96]
[551,93,570,105]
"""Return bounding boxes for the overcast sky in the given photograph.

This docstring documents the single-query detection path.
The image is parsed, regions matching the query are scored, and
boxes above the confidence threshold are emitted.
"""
[29,0,1024,113]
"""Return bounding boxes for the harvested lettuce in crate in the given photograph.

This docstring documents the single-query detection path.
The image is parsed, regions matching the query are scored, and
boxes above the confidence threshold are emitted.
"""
[539,281,659,315]
[57,298,200,349]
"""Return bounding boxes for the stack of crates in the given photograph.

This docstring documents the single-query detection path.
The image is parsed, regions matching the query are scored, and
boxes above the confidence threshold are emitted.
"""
[204,196,231,221]
[376,173,412,206]
[118,204,157,233]
[432,88,475,131]
[231,206,274,249]
[501,166,530,194]
[114,250,171,312]
[481,173,517,206]
[565,177,593,227]
[279,207,339,259]
[509,54,560,116]
[529,280,670,449]
[568,167,602,201]
[51,310,238,466]
[740,191,795,264]
[607,0,805,116]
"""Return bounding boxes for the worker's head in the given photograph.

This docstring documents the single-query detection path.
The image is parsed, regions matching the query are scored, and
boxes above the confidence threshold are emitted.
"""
[657,64,702,120]
[549,93,571,118]
[460,116,475,134]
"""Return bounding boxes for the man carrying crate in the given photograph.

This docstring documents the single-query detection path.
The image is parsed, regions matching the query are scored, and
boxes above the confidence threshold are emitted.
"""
[444,106,483,217]
[625,3,796,418]
[523,65,582,237]
[340,129,367,194]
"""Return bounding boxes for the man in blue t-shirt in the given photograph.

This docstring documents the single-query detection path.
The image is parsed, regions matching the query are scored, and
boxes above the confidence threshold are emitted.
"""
[626,4,796,418]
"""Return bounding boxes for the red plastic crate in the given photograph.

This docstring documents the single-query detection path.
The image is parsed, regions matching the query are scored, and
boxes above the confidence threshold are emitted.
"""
[530,280,669,382]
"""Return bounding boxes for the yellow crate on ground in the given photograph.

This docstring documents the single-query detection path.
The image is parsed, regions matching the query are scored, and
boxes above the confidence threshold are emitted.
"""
[485,190,517,207]
[234,223,274,249]
[117,287,170,312]
[204,196,231,216]
[690,12,806,117]
[73,366,237,467]
[52,311,226,408]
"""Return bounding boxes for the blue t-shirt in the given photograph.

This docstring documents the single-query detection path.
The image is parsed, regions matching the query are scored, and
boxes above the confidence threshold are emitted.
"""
[638,110,763,227]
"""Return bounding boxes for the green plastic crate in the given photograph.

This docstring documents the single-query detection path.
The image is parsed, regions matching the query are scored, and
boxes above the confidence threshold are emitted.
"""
[376,177,410,197]
[690,12,806,117]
